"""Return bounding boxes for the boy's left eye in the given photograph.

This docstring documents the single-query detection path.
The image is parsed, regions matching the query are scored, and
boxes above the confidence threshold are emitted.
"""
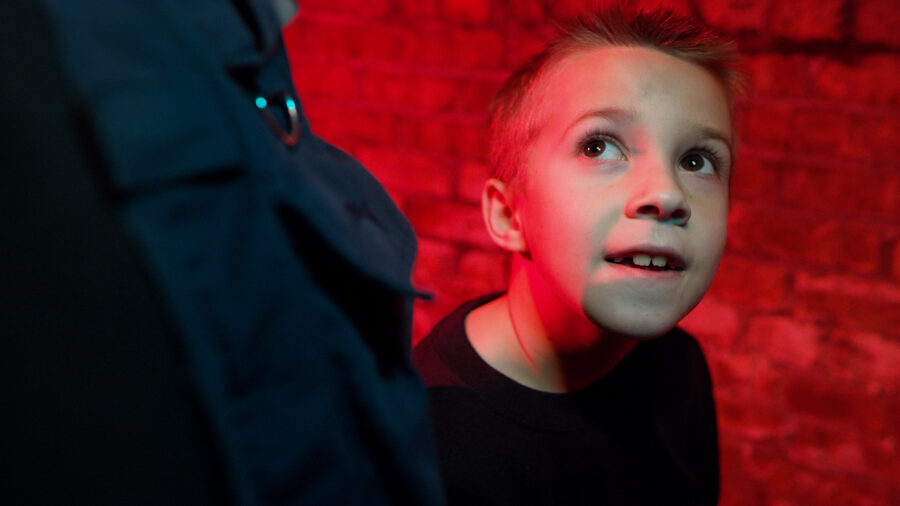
[679,152,717,174]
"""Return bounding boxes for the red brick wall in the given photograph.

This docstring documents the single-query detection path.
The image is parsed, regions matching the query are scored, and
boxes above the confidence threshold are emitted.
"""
[284,0,900,503]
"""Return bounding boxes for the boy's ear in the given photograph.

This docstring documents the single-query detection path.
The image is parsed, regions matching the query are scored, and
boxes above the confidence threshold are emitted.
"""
[482,178,528,254]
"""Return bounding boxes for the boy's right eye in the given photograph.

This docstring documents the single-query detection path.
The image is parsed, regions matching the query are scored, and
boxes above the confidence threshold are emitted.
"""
[580,136,625,160]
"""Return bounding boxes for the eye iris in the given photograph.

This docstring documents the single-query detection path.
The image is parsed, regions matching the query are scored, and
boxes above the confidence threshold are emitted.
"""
[583,140,606,157]
[681,154,704,171]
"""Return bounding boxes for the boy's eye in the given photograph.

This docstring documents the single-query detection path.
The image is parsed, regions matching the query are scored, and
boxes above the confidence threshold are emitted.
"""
[679,152,717,174]
[581,138,625,160]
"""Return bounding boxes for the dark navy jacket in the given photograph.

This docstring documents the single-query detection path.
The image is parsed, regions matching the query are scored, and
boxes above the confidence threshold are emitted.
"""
[25,0,444,503]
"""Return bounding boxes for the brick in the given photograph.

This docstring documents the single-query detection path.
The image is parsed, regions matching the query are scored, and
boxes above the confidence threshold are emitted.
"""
[359,69,414,105]
[298,0,391,18]
[779,161,900,218]
[811,55,900,106]
[412,238,459,293]
[412,76,460,111]
[822,330,900,390]
[399,29,446,65]
[405,28,505,68]
[396,0,440,19]
[458,248,507,293]
[304,107,399,147]
[292,62,358,100]
[712,353,783,401]
[505,25,557,67]
[390,115,421,148]
[354,147,454,198]
[417,117,489,159]
[852,111,900,164]
[284,20,346,62]
[769,0,844,42]
[743,316,822,369]
[773,428,893,506]
[456,77,503,115]
[441,0,492,26]
[678,296,742,350]
[457,160,490,203]
[299,103,352,149]
[354,24,410,61]
[734,101,794,150]
[729,437,795,481]
[545,0,693,20]
[359,71,461,112]
[794,272,900,336]
[715,392,792,441]
[718,439,767,505]
[855,0,900,47]
[730,151,781,205]
[352,110,406,145]
[893,240,900,281]
[861,432,900,487]
[743,54,809,98]
[546,0,598,21]
[404,198,494,247]
[695,0,769,33]
[507,0,546,23]
[415,118,456,155]
[707,354,786,440]
[785,373,892,433]
[707,256,789,311]
[451,120,489,159]
[449,29,506,68]
[783,107,857,159]
[634,0,693,15]
[787,107,900,165]
[727,206,882,275]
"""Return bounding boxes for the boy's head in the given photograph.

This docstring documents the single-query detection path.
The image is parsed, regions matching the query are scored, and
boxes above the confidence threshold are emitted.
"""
[482,5,740,340]
[488,4,740,187]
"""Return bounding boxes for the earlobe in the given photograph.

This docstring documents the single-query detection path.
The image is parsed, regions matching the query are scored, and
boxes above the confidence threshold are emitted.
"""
[482,178,528,254]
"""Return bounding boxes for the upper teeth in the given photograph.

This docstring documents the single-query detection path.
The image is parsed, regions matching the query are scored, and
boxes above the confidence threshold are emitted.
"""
[616,254,670,268]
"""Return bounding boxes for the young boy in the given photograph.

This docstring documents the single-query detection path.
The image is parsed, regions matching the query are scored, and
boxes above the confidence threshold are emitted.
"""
[413,5,739,505]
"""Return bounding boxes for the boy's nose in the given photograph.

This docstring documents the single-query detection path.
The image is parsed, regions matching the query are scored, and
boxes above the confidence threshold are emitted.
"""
[624,165,691,226]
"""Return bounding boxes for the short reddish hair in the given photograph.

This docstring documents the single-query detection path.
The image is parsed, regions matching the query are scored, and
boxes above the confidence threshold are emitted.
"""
[489,4,741,185]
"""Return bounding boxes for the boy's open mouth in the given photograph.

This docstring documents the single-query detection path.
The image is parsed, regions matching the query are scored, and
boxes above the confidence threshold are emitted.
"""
[606,254,685,272]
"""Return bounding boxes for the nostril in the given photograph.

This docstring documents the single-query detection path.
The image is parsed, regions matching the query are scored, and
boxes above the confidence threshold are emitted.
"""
[636,204,660,216]
[670,208,688,222]
[634,204,689,224]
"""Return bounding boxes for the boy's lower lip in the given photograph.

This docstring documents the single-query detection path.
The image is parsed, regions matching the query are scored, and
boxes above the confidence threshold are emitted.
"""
[605,261,683,281]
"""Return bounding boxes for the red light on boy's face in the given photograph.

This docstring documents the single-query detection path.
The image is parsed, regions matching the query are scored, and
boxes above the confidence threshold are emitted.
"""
[514,46,733,340]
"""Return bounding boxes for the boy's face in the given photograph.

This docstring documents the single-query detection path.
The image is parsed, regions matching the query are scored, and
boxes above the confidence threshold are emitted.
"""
[513,46,733,339]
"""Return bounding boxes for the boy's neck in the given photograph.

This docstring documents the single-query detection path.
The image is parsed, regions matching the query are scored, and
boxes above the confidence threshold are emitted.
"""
[465,265,637,393]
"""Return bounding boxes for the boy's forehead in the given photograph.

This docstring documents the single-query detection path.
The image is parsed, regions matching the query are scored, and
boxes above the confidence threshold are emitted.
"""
[525,46,733,139]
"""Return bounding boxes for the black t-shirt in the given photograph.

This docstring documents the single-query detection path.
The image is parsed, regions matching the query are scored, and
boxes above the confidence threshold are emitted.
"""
[413,294,720,505]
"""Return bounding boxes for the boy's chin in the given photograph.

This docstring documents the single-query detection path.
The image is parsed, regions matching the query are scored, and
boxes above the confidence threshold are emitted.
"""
[583,305,689,341]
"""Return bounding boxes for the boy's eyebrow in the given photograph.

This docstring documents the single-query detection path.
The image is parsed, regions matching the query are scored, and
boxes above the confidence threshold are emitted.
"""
[695,125,732,146]
[694,124,735,162]
[575,107,638,123]
[563,107,638,139]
